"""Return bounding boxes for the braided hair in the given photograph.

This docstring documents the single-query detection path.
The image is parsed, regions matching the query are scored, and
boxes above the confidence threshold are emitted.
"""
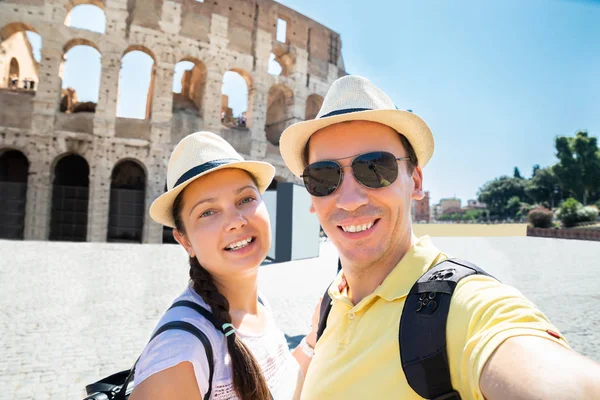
[172,187,271,400]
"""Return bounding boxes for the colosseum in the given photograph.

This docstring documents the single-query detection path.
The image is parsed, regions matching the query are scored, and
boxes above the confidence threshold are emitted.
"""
[0,0,345,243]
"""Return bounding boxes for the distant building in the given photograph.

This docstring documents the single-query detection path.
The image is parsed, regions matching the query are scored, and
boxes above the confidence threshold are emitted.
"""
[440,198,461,215]
[412,191,430,222]
[464,199,487,210]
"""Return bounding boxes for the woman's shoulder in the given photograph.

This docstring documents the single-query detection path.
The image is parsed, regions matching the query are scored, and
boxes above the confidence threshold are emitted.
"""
[130,361,201,400]
[133,285,220,392]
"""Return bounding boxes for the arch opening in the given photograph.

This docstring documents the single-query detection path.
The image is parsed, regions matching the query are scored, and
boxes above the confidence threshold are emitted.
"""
[107,160,146,243]
[49,154,89,242]
[116,49,155,119]
[0,150,29,239]
[265,85,293,146]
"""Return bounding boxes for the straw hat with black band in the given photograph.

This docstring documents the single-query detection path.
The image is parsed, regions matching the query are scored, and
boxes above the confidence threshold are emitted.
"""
[279,75,435,178]
[150,131,275,228]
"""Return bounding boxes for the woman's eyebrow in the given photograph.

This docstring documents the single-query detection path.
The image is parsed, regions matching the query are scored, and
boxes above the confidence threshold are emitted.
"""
[188,185,257,216]
[189,197,217,217]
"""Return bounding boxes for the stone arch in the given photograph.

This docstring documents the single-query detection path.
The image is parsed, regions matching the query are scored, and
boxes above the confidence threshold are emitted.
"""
[63,38,101,54]
[65,1,106,34]
[116,46,156,119]
[305,94,324,120]
[221,68,252,128]
[107,159,146,243]
[268,53,283,76]
[0,23,40,91]
[59,39,102,114]
[66,0,106,11]
[265,84,294,146]
[270,41,294,77]
[49,153,90,242]
[171,58,206,143]
[8,58,19,86]
[0,23,39,40]
[0,149,29,239]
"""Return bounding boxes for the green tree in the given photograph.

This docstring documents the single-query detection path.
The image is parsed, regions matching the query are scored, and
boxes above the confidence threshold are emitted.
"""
[525,167,561,208]
[554,131,600,205]
[477,176,529,220]
[513,167,522,179]
[531,164,540,178]
[462,209,486,222]
[506,196,522,220]
[557,198,583,227]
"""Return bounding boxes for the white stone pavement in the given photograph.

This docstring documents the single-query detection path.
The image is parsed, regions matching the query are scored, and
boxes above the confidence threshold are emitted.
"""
[0,237,598,399]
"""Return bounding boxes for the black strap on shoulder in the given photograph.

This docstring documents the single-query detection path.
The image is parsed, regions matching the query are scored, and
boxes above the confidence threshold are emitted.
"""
[113,303,220,400]
[316,257,341,342]
[316,284,333,341]
[169,300,222,331]
[399,258,493,400]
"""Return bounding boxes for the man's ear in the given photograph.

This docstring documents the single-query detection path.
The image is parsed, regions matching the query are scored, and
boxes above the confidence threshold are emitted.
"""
[173,229,193,256]
[309,202,316,214]
[411,165,424,200]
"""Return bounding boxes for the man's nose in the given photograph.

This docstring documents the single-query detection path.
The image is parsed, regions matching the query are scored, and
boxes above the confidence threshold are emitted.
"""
[335,167,368,211]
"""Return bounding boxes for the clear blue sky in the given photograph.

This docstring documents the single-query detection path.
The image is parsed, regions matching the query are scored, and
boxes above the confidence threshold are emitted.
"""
[29,0,600,204]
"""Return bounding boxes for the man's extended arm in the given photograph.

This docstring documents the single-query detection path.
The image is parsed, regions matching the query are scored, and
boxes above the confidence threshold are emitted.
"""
[480,335,600,400]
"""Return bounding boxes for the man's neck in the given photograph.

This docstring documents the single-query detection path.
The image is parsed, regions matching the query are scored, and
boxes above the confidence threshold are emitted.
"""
[344,232,418,305]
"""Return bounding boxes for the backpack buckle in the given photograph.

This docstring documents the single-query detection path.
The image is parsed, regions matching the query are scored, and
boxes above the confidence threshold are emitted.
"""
[433,391,461,400]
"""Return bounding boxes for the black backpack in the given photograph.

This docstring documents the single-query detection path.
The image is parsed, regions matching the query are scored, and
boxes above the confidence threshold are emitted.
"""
[317,258,493,400]
[84,300,222,400]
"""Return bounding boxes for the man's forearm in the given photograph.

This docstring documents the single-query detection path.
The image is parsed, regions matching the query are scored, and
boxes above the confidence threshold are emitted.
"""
[480,336,600,400]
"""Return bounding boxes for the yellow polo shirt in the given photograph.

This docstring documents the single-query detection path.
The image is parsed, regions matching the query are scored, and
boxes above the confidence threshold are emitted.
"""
[301,236,569,400]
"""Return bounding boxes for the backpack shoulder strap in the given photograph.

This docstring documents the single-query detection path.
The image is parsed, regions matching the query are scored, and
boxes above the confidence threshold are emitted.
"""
[316,283,333,341]
[115,301,220,400]
[170,300,222,331]
[399,258,493,400]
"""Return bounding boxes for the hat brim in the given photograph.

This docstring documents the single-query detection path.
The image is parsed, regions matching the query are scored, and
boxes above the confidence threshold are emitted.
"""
[149,160,276,228]
[280,109,434,177]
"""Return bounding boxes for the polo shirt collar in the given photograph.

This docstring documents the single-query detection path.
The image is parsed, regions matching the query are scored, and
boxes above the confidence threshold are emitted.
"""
[329,235,444,305]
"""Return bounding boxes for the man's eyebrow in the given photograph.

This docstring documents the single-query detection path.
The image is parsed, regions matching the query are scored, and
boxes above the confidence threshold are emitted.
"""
[188,185,257,216]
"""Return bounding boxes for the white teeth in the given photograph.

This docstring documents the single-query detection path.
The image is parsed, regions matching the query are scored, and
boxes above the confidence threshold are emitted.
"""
[341,221,374,233]
[226,237,252,250]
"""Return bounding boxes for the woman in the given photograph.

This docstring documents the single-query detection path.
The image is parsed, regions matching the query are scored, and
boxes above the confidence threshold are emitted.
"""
[130,131,318,400]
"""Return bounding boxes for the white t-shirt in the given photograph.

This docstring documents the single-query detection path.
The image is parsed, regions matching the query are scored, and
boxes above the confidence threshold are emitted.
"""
[134,285,302,399]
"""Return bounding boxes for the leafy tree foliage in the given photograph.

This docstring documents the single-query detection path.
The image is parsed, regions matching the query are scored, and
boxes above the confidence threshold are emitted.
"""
[477,177,529,219]
[513,167,522,179]
[553,131,600,205]
[475,131,599,222]
[525,167,561,208]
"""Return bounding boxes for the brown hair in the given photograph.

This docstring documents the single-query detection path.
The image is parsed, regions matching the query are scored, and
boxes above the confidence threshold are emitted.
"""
[172,175,270,400]
[302,125,418,174]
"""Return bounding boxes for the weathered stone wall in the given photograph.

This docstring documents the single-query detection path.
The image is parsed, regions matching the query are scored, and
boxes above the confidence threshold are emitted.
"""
[0,0,345,243]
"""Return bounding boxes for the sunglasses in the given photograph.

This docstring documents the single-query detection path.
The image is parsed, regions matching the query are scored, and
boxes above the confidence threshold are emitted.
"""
[301,151,412,197]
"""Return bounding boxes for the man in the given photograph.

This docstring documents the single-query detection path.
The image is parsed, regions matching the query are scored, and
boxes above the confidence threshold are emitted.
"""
[279,75,600,400]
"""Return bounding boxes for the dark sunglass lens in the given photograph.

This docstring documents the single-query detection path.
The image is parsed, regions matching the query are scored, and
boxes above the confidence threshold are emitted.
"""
[352,152,398,188]
[303,161,341,196]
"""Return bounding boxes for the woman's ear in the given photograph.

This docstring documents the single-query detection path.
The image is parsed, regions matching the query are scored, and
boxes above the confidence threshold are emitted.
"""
[173,229,194,257]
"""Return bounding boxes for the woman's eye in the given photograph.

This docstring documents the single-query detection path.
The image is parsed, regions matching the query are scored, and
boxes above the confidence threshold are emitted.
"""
[200,210,215,218]
[240,196,255,205]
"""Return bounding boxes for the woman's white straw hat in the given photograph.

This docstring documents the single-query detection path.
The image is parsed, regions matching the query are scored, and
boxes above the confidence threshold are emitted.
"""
[279,75,435,177]
[149,131,275,228]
